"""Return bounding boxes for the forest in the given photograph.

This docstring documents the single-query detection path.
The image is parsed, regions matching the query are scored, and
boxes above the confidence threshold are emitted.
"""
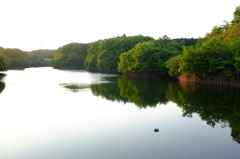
[1,6,240,84]
[50,43,90,68]
[166,6,240,81]
[48,6,240,82]
[49,34,197,71]
[0,47,56,69]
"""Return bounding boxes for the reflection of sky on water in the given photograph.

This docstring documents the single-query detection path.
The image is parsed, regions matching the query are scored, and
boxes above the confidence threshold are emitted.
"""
[0,67,239,159]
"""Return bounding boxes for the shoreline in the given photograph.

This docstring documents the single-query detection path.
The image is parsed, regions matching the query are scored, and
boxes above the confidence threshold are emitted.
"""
[123,73,175,79]
[85,68,118,73]
[57,66,85,69]
[178,74,240,87]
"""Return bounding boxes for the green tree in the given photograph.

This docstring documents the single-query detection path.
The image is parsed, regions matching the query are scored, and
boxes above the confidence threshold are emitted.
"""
[165,55,182,76]
[166,20,240,80]
[28,49,56,59]
[231,6,240,25]
[85,35,154,71]
[0,48,31,68]
[166,42,182,53]
[175,39,232,77]
[118,40,171,75]
[179,40,186,46]
[51,43,90,68]
[230,39,240,74]
[29,54,48,67]
[84,40,101,69]
[0,54,8,71]
[158,34,171,45]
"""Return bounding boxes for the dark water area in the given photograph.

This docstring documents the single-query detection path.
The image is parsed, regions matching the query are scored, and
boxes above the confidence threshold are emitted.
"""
[0,73,6,94]
[0,67,240,159]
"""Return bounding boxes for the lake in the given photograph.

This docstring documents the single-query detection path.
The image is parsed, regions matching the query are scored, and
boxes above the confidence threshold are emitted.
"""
[0,67,240,159]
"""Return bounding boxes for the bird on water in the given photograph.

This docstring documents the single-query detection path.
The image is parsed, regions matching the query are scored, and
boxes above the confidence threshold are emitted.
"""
[154,128,159,132]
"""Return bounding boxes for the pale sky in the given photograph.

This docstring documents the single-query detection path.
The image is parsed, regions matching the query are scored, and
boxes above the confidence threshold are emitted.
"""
[0,0,239,51]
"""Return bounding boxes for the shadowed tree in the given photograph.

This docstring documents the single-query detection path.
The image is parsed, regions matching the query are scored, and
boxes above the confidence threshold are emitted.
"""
[0,54,8,71]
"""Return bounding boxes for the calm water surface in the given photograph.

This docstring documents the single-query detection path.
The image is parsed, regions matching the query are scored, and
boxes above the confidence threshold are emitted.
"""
[0,67,240,159]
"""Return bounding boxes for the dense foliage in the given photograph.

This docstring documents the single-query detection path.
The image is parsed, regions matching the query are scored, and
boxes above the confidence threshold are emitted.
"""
[118,40,174,75]
[231,6,240,25]
[51,43,90,68]
[115,34,197,75]
[157,36,198,49]
[28,54,49,67]
[166,6,240,80]
[28,49,56,59]
[0,48,31,68]
[84,34,196,74]
[0,54,8,71]
[84,35,154,70]
[0,47,49,68]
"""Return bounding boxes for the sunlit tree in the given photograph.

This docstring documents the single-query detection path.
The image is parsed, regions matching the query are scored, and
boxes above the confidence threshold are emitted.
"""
[231,6,240,25]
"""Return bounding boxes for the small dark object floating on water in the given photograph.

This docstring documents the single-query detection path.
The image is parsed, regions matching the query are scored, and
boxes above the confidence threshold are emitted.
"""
[154,128,159,132]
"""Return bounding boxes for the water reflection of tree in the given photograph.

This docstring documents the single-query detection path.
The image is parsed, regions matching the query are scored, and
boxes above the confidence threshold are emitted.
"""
[118,76,170,108]
[90,77,130,103]
[90,75,172,108]
[166,81,240,144]
[0,73,5,79]
[59,73,240,143]
[0,82,5,93]
[0,73,6,93]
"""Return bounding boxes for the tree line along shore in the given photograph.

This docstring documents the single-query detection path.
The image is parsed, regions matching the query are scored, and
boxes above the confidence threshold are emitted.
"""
[0,6,240,86]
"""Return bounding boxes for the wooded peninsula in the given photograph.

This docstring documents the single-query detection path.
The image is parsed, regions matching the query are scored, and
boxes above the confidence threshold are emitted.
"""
[0,6,240,86]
